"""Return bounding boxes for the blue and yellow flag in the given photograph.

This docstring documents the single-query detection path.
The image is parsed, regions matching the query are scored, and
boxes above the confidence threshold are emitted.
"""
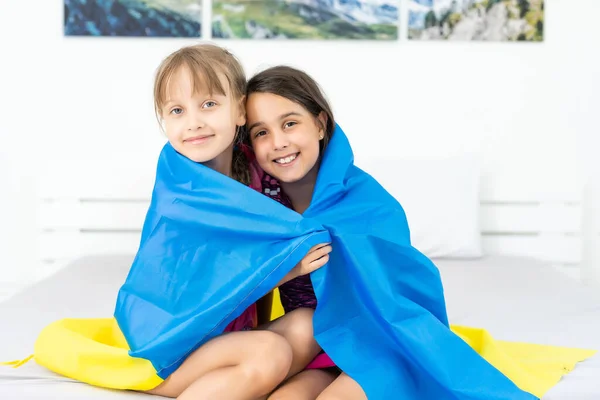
[113,124,539,399]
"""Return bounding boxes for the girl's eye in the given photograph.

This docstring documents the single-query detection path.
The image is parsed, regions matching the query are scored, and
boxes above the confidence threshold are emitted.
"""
[202,101,217,109]
[284,121,297,129]
[254,130,266,138]
[170,107,183,115]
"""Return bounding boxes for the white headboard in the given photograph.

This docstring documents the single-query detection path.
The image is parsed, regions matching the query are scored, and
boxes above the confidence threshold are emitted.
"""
[582,184,600,286]
[35,162,585,282]
[478,180,583,278]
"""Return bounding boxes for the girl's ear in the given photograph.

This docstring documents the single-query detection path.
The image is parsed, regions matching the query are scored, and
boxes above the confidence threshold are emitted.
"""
[317,111,328,139]
[236,95,247,126]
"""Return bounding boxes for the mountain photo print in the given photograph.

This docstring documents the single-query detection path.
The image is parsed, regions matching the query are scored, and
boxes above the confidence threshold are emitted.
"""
[212,0,399,40]
[409,0,544,41]
[64,0,202,37]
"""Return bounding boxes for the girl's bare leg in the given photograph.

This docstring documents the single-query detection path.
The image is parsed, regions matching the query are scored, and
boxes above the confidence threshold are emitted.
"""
[146,330,293,400]
[267,369,338,400]
[315,373,367,400]
[260,308,322,379]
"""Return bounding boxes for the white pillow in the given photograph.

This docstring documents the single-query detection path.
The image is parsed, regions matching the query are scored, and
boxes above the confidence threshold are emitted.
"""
[357,156,483,259]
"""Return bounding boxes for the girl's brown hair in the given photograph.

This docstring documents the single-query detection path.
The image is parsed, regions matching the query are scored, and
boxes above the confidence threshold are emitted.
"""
[153,44,250,185]
[245,66,335,152]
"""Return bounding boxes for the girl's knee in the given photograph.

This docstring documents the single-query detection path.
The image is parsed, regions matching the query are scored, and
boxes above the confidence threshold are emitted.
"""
[287,307,315,325]
[281,308,316,344]
[242,331,293,390]
[315,392,343,400]
[266,388,293,400]
[315,374,366,400]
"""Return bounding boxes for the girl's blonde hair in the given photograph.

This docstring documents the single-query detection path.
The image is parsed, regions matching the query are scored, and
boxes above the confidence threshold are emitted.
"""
[153,44,250,185]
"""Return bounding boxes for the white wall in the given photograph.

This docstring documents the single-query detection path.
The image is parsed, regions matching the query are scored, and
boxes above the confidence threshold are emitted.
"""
[0,0,598,286]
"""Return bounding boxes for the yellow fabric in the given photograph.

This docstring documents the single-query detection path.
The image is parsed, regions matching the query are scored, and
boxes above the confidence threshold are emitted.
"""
[0,355,33,368]
[8,290,594,396]
[451,325,596,398]
[270,288,285,321]
[33,318,162,391]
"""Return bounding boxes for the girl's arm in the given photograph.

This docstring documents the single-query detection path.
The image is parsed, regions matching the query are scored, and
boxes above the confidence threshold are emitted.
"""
[276,268,299,286]
[275,242,331,287]
[257,243,331,324]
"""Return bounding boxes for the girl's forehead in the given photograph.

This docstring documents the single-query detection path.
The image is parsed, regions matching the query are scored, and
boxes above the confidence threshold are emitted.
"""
[247,92,305,113]
[165,66,229,99]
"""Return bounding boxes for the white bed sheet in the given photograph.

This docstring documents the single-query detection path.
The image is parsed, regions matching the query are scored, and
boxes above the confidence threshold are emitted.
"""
[0,255,598,399]
[436,257,600,399]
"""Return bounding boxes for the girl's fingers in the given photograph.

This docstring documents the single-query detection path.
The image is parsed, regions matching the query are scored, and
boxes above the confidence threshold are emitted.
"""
[309,243,331,254]
[309,254,329,270]
[307,246,332,264]
[314,245,332,258]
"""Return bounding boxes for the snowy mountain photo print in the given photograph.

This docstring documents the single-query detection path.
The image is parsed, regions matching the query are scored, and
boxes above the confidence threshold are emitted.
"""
[212,0,398,39]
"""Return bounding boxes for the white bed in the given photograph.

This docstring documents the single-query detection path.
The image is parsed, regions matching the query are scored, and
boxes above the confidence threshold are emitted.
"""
[0,254,598,399]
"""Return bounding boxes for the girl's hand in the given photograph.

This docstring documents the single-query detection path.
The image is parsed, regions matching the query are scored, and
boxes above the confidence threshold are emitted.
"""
[294,243,332,276]
[276,243,332,287]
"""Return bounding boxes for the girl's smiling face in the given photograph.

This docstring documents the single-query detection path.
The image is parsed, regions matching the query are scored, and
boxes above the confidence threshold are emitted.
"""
[160,66,245,165]
[246,92,325,184]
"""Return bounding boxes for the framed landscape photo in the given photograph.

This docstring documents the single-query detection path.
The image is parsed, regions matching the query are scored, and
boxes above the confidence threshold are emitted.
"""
[408,0,544,42]
[212,0,399,40]
[64,0,202,38]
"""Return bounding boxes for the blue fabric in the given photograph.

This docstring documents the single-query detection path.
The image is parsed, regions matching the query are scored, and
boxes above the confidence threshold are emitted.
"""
[114,124,537,399]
